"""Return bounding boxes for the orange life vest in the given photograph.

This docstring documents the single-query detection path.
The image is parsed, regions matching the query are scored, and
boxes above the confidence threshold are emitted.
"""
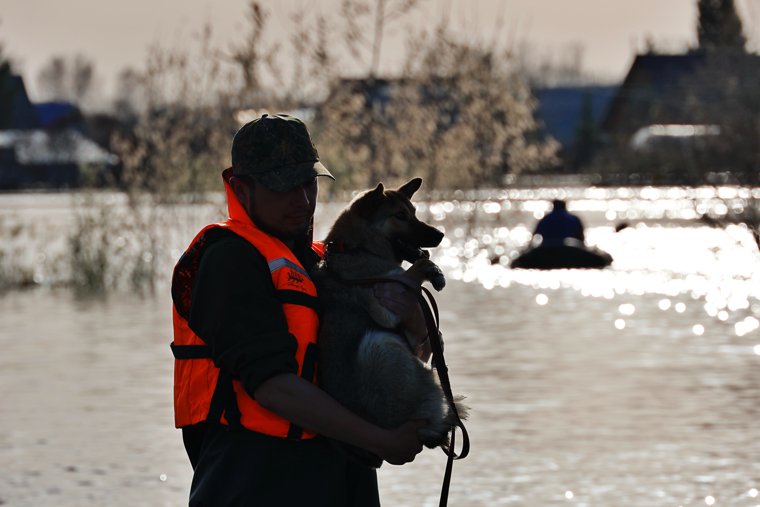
[171,168,321,439]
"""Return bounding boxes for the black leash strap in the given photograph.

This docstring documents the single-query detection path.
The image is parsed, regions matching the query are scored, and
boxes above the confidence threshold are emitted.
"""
[417,285,470,507]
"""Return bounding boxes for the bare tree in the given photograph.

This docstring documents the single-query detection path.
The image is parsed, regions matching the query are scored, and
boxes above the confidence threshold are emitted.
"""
[71,55,94,101]
[341,0,425,77]
[37,56,67,101]
[315,26,559,191]
[698,0,747,51]
[36,54,96,105]
[282,11,338,105]
[112,67,143,120]
[225,1,280,108]
[513,41,602,87]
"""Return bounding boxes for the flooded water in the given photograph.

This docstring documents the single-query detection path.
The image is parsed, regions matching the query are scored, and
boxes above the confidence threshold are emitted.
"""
[0,187,759,506]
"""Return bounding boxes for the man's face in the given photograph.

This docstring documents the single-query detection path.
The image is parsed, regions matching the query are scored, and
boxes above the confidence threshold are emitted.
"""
[233,176,319,241]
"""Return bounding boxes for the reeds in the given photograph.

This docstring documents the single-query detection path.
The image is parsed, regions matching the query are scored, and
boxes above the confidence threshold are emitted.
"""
[0,2,582,293]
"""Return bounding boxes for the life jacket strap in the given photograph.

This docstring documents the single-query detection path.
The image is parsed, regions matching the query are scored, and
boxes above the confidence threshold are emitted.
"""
[207,370,243,430]
[170,341,243,430]
[286,342,319,440]
[170,342,212,359]
[171,339,317,440]
[275,289,321,312]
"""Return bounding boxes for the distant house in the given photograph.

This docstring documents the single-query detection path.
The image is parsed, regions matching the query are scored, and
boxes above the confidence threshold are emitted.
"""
[0,129,118,189]
[600,51,760,148]
[0,74,118,189]
[601,53,705,147]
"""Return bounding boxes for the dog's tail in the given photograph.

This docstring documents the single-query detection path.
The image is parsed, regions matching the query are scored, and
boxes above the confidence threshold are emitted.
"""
[436,395,469,453]
[451,395,469,421]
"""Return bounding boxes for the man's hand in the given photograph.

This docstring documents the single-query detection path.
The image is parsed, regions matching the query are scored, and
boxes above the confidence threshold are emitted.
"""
[374,420,427,465]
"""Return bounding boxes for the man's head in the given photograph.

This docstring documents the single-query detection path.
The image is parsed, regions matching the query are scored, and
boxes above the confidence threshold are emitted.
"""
[229,114,334,242]
[552,199,567,211]
[231,113,333,192]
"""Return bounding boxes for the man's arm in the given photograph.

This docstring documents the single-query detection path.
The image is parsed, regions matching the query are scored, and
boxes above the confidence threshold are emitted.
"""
[190,236,300,391]
[255,373,424,465]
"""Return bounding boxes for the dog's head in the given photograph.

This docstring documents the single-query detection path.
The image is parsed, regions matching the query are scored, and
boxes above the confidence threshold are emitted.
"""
[332,177,443,263]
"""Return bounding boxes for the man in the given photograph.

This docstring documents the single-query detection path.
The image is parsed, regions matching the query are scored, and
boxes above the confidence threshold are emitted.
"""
[533,199,585,246]
[170,114,427,506]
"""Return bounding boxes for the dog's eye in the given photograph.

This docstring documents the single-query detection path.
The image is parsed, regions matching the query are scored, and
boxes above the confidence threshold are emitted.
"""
[394,212,408,221]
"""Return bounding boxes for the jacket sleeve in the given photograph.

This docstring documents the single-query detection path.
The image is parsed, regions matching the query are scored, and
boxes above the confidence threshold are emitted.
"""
[188,235,299,398]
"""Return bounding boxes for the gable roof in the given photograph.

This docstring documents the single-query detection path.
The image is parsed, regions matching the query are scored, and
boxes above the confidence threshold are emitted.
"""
[600,51,760,141]
[601,53,705,134]
[35,102,82,129]
[1,74,41,129]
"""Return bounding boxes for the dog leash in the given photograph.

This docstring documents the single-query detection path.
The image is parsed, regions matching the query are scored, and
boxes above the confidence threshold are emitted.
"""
[338,273,470,507]
[417,284,470,507]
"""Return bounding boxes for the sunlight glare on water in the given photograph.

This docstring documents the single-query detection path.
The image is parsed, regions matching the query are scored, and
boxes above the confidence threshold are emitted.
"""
[428,188,760,326]
[394,186,760,504]
[1,186,759,507]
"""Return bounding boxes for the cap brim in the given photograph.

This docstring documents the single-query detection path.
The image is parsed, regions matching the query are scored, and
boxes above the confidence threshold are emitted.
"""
[254,161,335,192]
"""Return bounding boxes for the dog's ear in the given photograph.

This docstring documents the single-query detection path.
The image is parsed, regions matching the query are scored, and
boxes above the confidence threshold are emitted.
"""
[397,178,422,199]
[351,183,386,218]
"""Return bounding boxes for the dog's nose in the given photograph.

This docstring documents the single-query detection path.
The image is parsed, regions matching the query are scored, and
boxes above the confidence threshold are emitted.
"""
[426,227,445,247]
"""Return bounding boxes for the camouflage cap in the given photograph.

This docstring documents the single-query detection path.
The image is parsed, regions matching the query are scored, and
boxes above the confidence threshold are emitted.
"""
[231,113,334,192]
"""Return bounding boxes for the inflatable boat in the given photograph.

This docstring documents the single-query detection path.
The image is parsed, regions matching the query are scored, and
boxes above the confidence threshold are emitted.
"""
[510,239,613,270]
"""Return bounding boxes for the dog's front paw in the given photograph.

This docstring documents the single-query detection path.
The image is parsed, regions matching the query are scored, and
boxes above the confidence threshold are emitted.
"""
[426,262,446,291]
[407,258,446,291]
[431,271,446,292]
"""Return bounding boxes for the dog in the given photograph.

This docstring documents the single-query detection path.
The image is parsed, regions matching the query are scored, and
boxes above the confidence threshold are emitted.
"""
[312,177,466,466]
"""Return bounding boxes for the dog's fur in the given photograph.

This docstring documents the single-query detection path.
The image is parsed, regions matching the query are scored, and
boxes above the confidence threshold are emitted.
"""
[312,178,466,465]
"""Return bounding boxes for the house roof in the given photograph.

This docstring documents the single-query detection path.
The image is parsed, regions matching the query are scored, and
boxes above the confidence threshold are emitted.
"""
[35,102,81,128]
[600,51,760,136]
[601,53,705,133]
[534,85,618,147]
[2,74,41,129]
[0,129,118,165]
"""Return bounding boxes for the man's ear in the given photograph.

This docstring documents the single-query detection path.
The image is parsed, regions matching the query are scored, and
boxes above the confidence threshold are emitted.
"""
[229,176,252,205]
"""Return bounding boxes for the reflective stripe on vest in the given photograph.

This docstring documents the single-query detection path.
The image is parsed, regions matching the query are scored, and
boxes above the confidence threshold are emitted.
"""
[269,257,310,278]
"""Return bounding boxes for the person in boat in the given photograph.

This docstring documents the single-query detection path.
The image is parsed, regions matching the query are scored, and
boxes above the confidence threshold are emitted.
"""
[532,199,585,247]
[170,114,428,506]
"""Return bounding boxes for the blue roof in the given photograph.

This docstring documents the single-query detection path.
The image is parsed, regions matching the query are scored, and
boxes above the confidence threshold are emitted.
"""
[534,85,618,147]
[34,102,80,128]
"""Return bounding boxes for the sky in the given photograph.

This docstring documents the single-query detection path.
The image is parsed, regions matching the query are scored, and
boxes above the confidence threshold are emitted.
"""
[3,0,759,103]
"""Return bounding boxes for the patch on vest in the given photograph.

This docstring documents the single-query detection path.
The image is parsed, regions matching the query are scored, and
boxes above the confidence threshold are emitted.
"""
[287,269,305,288]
